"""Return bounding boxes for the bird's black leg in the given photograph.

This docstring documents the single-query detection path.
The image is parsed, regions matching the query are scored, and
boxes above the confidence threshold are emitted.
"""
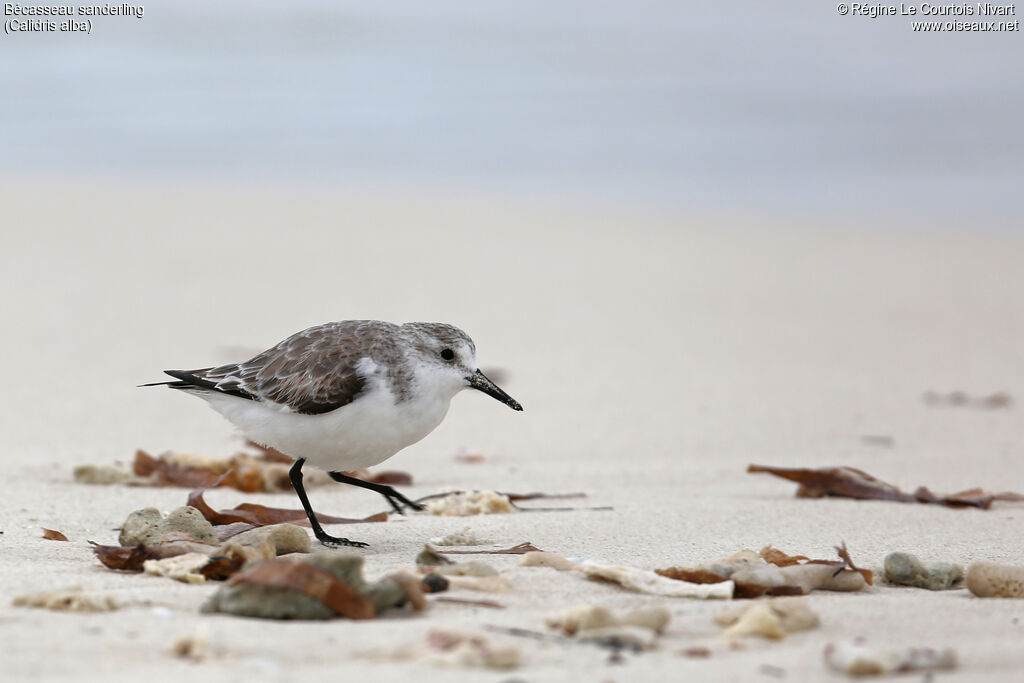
[289,458,368,548]
[328,471,426,514]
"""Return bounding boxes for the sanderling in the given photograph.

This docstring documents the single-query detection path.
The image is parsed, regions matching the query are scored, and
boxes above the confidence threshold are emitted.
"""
[145,320,523,547]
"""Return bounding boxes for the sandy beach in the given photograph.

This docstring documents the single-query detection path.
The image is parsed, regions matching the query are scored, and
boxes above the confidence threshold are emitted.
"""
[2,181,1023,681]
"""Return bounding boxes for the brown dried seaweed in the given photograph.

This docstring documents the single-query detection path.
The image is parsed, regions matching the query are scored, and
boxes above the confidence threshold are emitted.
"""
[125,448,411,492]
[200,555,246,581]
[90,542,163,572]
[227,560,375,619]
[435,542,543,555]
[41,528,69,542]
[654,568,731,584]
[432,596,505,609]
[505,492,587,501]
[187,486,387,527]
[134,450,264,491]
[748,464,1024,509]
[835,542,873,585]
[760,546,809,567]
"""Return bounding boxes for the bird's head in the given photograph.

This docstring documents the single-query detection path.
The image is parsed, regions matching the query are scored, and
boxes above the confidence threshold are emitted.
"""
[402,322,523,411]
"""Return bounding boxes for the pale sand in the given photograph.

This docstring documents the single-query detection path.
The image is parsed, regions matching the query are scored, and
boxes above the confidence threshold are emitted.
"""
[1,182,1023,681]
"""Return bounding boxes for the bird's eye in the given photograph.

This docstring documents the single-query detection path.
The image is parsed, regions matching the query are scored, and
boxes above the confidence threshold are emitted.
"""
[440,348,455,361]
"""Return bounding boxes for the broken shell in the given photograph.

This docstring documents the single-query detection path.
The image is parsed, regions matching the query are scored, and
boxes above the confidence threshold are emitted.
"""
[73,463,132,485]
[428,526,490,546]
[884,552,963,590]
[725,604,786,639]
[620,606,672,634]
[717,598,819,640]
[579,561,733,599]
[520,551,577,571]
[423,491,514,516]
[966,561,1024,598]
[425,628,520,669]
[736,563,865,593]
[545,604,618,634]
[170,625,210,662]
[824,639,956,675]
[220,523,310,562]
[545,604,672,636]
[143,553,210,583]
[13,586,119,612]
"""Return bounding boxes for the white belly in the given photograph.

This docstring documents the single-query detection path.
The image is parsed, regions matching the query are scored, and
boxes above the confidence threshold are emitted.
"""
[202,386,452,471]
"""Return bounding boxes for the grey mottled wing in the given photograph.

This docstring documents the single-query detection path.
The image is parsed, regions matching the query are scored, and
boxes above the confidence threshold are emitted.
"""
[167,321,392,415]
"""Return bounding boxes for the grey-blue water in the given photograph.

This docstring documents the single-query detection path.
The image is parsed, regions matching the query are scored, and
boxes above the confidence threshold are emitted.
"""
[2,1,1022,222]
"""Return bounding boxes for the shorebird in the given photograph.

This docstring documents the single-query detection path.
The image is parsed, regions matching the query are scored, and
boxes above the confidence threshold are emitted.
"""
[146,320,523,546]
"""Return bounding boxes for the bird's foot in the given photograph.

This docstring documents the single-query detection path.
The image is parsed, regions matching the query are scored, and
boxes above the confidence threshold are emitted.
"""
[314,531,369,548]
[382,486,426,514]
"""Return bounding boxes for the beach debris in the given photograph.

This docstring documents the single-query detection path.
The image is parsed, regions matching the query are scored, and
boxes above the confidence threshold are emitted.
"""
[434,541,542,555]
[428,526,490,546]
[966,561,1024,598]
[76,447,412,492]
[427,628,520,668]
[578,625,659,651]
[169,625,212,662]
[92,543,167,571]
[187,484,387,527]
[923,390,1012,410]
[505,491,588,502]
[579,561,734,599]
[200,555,246,581]
[416,545,455,567]
[201,553,425,619]
[220,523,311,562]
[657,544,870,598]
[883,552,963,590]
[365,628,520,668]
[748,464,1024,509]
[715,598,819,640]
[41,528,69,541]
[432,596,504,609]
[521,550,578,571]
[96,506,310,577]
[421,573,450,593]
[424,491,515,516]
[680,646,712,658]
[454,448,485,464]
[73,463,133,485]
[545,604,671,636]
[119,506,219,546]
[13,586,119,612]
[375,628,519,669]
[824,638,956,676]
[144,553,211,584]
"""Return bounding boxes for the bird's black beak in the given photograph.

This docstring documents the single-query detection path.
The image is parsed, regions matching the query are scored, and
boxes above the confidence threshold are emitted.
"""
[466,369,523,411]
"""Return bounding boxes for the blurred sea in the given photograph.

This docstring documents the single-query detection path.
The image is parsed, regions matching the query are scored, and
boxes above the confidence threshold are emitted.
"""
[1,0,1022,222]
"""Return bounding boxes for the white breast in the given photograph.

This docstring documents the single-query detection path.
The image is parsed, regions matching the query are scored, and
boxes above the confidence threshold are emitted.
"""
[202,380,453,471]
